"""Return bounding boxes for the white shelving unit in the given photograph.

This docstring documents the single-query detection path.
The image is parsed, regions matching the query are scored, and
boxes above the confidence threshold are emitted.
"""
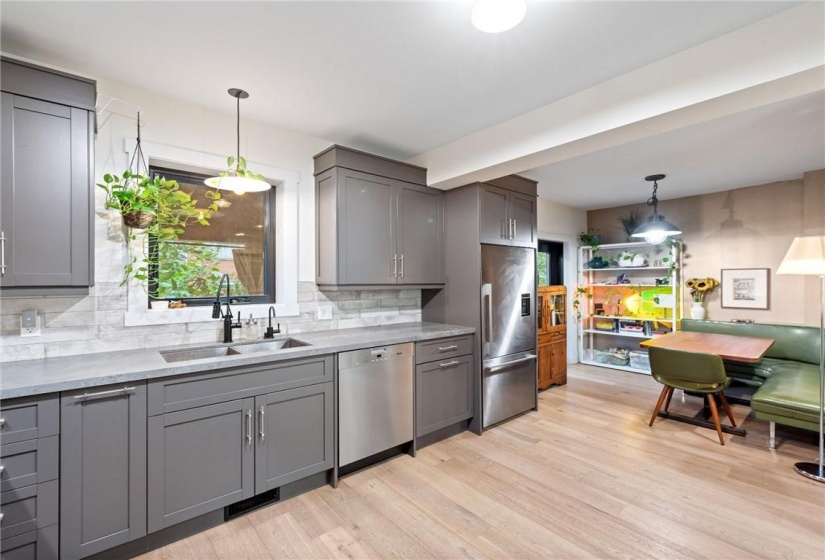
[577,241,682,375]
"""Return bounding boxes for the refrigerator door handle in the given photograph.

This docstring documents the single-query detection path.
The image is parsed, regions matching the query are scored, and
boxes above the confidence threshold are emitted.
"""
[486,354,537,372]
[481,283,493,357]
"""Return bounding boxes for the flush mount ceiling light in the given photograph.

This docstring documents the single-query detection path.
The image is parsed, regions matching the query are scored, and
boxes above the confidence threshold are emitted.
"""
[471,0,527,33]
[630,174,682,244]
[204,88,270,195]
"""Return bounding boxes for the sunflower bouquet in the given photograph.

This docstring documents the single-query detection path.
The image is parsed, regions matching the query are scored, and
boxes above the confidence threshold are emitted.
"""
[685,277,719,303]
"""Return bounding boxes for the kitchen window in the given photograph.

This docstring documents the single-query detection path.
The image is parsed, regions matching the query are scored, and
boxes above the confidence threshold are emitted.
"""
[147,166,276,306]
[537,239,563,286]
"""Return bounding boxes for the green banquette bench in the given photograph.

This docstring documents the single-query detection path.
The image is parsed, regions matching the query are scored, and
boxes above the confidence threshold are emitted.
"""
[681,319,821,448]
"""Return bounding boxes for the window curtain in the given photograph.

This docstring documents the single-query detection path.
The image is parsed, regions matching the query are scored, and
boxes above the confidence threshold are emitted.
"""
[232,249,264,294]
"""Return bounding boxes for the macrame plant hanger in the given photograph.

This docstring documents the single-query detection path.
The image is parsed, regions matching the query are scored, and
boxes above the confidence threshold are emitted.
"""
[128,112,148,178]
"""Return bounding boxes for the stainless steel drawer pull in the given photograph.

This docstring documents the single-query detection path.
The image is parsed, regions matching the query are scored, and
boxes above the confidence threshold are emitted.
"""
[439,360,461,368]
[0,465,5,474]
[258,406,265,442]
[0,418,5,427]
[1,230,6,276]
[74,386,136,401]
[437,345,459,352]
[0,513,4,523]
[245,410,252,445]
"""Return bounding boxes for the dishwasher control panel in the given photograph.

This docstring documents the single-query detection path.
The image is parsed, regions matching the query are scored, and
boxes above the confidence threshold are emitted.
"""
[338,343,413,368]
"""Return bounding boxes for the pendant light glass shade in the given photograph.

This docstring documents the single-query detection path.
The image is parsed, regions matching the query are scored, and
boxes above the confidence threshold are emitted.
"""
[205,88,270,195]
[631,174,681,244]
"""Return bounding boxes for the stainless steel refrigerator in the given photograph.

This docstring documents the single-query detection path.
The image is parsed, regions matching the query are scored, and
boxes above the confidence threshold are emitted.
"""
[480,244,537,428]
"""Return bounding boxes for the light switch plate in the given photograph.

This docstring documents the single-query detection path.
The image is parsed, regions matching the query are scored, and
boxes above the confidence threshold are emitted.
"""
[316,305,333,320]
[20,310,41,337]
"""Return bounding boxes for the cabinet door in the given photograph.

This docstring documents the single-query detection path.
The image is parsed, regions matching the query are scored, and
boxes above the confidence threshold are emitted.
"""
[397,182,444,285]
[509,192,537,247]
[550,338,568,386]
[254,384,333,494]
[537,335,554,390]
[147,398,254,533]
[60,384,146,559]
[416,355,473,436]
[337,169,397,285]
[0,94,91,288]
[479,185,510,245]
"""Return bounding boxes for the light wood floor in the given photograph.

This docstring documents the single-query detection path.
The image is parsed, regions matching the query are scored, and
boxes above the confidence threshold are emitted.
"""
[138,364,825,560]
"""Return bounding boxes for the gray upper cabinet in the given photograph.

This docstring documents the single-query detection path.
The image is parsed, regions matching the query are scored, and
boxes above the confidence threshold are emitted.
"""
[479,181,537,248]
[60,383,147,559]
[315,145,444,288]
[0,58,95,295]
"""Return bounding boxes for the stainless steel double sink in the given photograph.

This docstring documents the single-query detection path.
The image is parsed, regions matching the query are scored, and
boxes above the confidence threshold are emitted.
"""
[159,338,309,363]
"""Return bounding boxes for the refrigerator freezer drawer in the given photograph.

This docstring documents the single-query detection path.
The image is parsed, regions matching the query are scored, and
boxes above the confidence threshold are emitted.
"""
[482,352,537,428]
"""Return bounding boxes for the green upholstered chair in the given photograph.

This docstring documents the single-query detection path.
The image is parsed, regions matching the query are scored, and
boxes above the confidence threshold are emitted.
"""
[648,346,737,445]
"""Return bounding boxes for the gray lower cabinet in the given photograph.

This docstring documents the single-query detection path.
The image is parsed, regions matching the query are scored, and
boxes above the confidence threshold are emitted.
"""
[147,398,254,533]
[314,145,444,288]
[415,336,474,439]
[60,383,147,559]
[1,57,95,294]
[0,524,58,560]
[255,383,334,493]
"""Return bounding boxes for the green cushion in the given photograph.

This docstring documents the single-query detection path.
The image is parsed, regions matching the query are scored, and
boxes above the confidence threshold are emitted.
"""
[751,363,822,423]
[682,319,821,365]
[724,357,788,380]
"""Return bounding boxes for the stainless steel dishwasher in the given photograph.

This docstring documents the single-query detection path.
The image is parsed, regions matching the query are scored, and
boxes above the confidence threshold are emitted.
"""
[338,343,414,467]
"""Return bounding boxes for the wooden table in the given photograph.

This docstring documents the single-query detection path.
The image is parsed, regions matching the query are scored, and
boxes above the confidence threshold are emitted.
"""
[640,331,775,363]
[640,331,775,437]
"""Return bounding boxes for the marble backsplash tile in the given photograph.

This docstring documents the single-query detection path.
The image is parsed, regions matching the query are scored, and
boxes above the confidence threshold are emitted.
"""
[0,282,421,363]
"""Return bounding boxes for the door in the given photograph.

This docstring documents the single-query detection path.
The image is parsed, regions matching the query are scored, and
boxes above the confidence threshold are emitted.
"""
[550,337,568,386]
[0,94,90,288]
[537,333,553,390]
[254,384,333,493]
[481,244,536,359]
[397,182,444,284]
[147,398,254,533]
[482,352,537,428]
[509,192,536,247]
[60,384,146,558]
[479,185,510,245]
[337,169,396,285]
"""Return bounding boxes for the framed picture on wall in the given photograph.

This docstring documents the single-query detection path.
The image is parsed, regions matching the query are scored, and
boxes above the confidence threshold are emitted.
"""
[721,268,770,309]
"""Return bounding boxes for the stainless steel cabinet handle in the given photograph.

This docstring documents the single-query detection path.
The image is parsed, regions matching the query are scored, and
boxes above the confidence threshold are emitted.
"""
[0,418,5,427]
[258,406,265,443]
[73,386,136,402]
[400,254,404,278]
[512,219,517,240]
[0,513,4,522]
[0,465,5,474]
[502,221,507,239]
[439,360,461,368]
[509,220,514,240]
[437,345,459,352]
[392,255,398,278]
[245,410,252,445]
[1,230,6,276]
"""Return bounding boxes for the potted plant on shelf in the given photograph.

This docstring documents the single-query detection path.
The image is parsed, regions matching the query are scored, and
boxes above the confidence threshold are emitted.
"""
[97,171,220,284]
[580,229,608,268]
[617,210,642,242]
[685,277,719,320]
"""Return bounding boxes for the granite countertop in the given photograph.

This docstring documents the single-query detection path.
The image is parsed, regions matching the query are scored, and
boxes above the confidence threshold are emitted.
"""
[0,322,474,399]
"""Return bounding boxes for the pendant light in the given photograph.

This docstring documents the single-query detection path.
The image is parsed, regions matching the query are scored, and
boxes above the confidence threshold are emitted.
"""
[630,174,682,244]
[204,88,270,195]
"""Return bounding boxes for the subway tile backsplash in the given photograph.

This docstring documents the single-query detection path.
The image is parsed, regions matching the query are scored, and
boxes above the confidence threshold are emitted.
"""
[0,282,421,363]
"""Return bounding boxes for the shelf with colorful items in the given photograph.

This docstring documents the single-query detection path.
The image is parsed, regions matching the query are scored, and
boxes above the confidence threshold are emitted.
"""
[577,240,682,374]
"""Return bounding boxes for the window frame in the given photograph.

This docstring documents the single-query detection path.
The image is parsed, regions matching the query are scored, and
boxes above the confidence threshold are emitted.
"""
[146,165,277,307]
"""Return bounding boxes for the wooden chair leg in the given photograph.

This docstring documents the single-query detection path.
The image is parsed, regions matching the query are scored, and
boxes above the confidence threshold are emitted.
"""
[707,392,725,445]
[649,385,670,427]
[663,386,675,412]
[718,392,737,428]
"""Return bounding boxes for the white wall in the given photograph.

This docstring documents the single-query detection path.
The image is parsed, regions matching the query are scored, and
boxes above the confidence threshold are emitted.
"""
[536,198,587,363]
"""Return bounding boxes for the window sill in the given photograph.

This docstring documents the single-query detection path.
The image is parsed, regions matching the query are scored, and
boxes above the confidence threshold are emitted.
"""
[125,302,299,327]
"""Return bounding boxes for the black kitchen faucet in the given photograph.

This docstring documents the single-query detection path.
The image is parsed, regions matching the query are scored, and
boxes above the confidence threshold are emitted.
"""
[212,274,242,343]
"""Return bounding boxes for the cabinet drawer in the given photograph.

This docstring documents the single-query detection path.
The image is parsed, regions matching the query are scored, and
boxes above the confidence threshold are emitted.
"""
[0,480,58,539]
[148,355,334,415]
[538,330,566,344]
[0,523,58,560]
[0,396,59,445]
[0,437,58,493]
[416,355,473,436]
[415,336,473,365]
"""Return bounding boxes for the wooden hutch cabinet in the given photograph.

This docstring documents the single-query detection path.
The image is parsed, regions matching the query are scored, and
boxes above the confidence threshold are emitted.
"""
[537,286,567,389]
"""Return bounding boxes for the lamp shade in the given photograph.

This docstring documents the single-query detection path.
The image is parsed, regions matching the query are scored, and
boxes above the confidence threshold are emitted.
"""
[630,214,682,245]
[777,236,825,276]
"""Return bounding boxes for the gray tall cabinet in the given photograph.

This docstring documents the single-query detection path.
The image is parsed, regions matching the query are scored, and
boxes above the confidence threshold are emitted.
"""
[421,175,538,434]
[0,57,96,295]
[314,145,444,288]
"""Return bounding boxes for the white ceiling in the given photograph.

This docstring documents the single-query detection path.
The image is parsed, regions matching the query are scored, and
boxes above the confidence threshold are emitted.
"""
[1,1,818,208]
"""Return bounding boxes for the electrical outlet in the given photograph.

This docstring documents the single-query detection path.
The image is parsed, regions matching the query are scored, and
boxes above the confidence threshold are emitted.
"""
[316,305,333,320]
[20,310,41,337]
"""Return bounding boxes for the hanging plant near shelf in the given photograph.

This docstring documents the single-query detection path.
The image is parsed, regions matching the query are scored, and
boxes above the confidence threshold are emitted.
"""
[572,286,591,320]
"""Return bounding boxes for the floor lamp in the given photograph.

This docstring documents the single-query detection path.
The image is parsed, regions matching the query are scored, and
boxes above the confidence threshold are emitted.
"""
[777,235,825,483]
